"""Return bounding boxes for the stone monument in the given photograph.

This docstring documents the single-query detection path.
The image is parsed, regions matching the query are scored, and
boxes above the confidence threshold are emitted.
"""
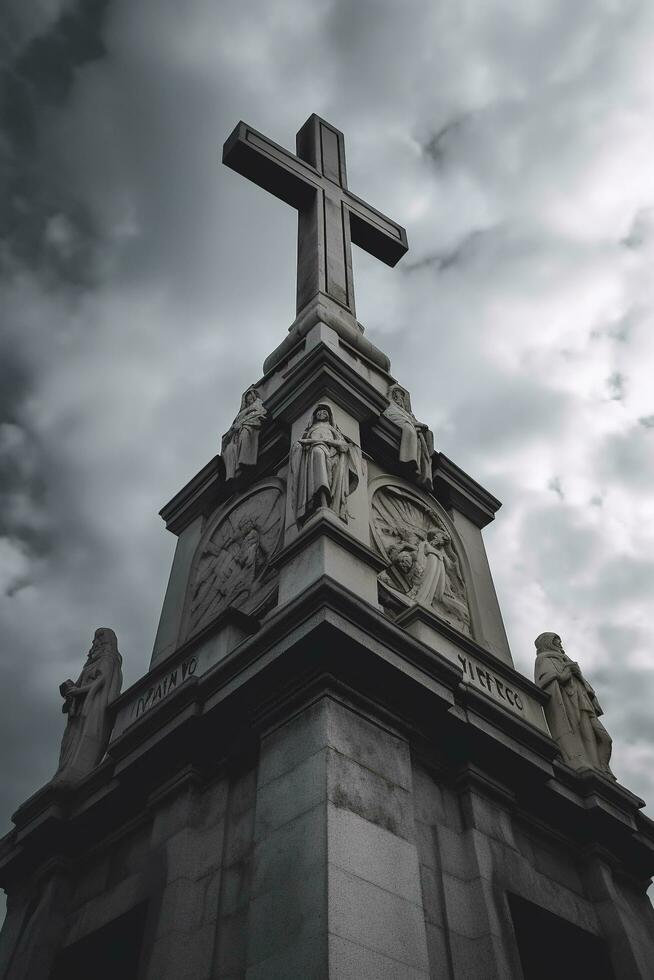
[1,113,654,980]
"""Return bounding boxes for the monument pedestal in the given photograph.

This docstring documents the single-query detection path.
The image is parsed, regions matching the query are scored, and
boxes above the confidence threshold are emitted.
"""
[2,111,654,979]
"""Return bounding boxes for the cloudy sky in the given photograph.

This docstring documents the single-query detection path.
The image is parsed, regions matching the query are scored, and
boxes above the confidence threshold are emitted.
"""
[2,0,654,908]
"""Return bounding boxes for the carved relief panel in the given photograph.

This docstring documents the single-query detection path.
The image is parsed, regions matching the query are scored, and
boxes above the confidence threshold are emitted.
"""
[182,480,284,639]
[370,482,472,636]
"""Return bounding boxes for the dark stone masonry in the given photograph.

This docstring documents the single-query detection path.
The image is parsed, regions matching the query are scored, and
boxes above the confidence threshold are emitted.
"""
[2,114,653,979]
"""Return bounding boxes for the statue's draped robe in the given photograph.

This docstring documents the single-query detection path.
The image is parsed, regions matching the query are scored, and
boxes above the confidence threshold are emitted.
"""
[535,649,609,771]
[56,650,123,783]
[410,540,446,606]
[290,422,361,522]
[223,396,267,478]
[535,650,600,739]
[384,400,433,485]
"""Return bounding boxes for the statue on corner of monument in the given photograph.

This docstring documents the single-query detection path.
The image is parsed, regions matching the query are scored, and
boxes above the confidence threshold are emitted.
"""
[534,631,615,780]
[290,404,362,525]
[222,385,267,480]
[52,627,123,788]
[383,383,434,489]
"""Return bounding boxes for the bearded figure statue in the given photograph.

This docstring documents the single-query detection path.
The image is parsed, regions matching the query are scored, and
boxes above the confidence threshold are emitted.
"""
[534,632,615,779]
[53,627,123,788]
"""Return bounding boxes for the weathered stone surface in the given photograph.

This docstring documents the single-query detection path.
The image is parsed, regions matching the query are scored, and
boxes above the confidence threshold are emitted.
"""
[382,383,434,490]
[535,631,616,778]
[53,627,123,788]
[183,480,284,639]
[371,481,472,636]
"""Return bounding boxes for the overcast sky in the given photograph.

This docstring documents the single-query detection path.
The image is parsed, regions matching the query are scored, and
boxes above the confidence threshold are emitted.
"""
[2,0,654,911]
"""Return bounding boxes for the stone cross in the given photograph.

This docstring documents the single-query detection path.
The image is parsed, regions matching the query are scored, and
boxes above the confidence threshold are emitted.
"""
[222,114,408,319]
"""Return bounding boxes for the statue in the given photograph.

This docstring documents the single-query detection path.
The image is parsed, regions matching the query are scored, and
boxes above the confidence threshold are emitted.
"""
[371,485,471,634]
[290,404,362,524]
[383,384,434,489]
[222,386,267,480]
[53,628,123,788]
[534,632,615,779]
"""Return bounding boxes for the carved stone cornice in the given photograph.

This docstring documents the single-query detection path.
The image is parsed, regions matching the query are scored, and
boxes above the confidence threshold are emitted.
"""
[432,452,502,528]
[265,340,390,424]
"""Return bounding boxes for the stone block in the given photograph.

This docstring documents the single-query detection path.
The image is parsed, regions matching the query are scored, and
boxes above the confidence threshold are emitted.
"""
[199,867,223,926]
[245,931,328,980]
[71,854,110,908]
[164,819,226,882]
[156,877,206,938]
[442,872,499,940]
[278,528,379,606]
[219,862,251,918]
[214,909,248,976]
[325,699,411,791]
[412,764,445,824]
[150,515,203,667]
[418,863,445,926]
[328,865,430,971]
[228,768,258,817]
[246,869,325,967]
[328,933,430,979]
[254,748,326,839]
[459,791,516,847]
[448,930,510,980]
[327,748,415,842]
[64,872,145,945]
[258,698,330,788]
[106,822,151,886]
[151,787,197,846]
[530,839,584,894]
[436,825,477,880]
[222,803,255,866]
[327,804,422,905]
[145,922,216,980]
[194,777,229,828]
[251,803,325,899]
[414,819,438,871]
[424,921,452,977]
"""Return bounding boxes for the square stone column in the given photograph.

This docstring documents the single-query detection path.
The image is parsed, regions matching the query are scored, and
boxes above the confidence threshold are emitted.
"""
[245,696,431,979]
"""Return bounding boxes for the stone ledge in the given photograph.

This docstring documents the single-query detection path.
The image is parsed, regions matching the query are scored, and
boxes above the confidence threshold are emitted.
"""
[270,511,387,574]
[432,453,502,529]
[263,293,391,374]
[266,339,390,424]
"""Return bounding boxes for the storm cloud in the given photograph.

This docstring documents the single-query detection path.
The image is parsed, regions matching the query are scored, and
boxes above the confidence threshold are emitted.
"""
[2,0,654,921]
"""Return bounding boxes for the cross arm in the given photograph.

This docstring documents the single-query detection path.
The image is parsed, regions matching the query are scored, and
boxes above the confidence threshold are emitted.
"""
[345,191,408,267]
[222,121,317,210]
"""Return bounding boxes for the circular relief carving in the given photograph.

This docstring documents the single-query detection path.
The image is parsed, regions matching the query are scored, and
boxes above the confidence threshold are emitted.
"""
[184,483,284,638]
[370,483,472,635]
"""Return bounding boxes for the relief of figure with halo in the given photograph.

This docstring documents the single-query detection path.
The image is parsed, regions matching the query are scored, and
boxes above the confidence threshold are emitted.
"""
[372,485,471,634]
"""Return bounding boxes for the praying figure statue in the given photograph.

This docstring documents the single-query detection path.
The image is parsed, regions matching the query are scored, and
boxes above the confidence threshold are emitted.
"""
[52,627,123,788]
[290,404,362,524]
[383,384,434,489]
[534,632,615,779]
[222,386,267,480]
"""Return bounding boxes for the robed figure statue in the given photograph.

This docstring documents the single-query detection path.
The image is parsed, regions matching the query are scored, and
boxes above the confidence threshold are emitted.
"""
[290,404,362,524]
[383,384,434,489]
[222,386,267,480]
[53,627,123,787]
[534,632,615,779]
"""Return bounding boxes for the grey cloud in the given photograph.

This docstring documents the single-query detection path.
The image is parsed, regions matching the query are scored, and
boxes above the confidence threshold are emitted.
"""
[1,2,654,932]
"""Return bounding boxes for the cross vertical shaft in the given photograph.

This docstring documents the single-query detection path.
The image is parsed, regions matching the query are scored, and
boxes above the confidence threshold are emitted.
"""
[222,113,408,323]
